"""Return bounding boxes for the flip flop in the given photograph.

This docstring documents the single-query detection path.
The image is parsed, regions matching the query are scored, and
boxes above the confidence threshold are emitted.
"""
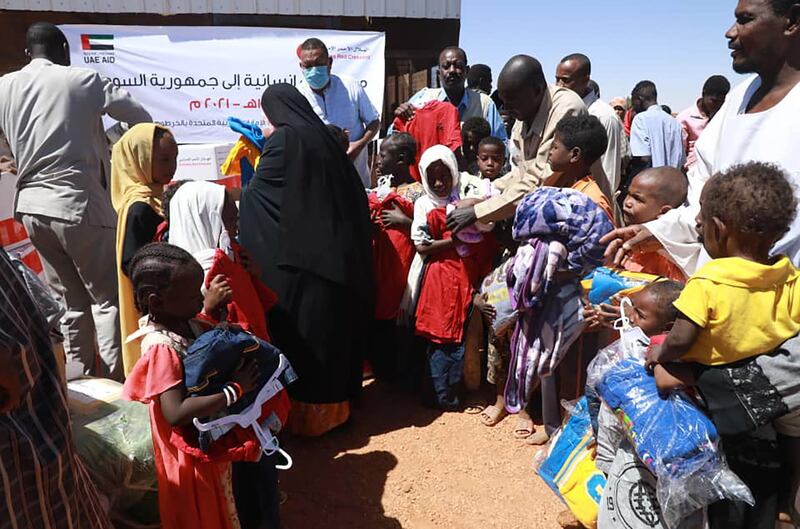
[513,417,534,439]
[480,404,508,427]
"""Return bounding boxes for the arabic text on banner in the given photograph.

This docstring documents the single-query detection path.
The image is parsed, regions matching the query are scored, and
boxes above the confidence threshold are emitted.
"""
[59,25,386,144]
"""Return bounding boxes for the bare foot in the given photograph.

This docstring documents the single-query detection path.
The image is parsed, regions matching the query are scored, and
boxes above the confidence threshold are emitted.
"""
[526,430,550,446]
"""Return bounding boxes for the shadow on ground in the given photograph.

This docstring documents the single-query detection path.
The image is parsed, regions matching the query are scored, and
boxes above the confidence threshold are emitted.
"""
[280,380,441,529]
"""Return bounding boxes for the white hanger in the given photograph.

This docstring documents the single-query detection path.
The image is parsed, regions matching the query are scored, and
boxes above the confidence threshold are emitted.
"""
[193,354,294,470]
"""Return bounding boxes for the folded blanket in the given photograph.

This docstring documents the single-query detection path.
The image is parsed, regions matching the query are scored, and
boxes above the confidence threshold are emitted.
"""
[537,397,606,529]
[504,188,612,413]
[513,187,613,275]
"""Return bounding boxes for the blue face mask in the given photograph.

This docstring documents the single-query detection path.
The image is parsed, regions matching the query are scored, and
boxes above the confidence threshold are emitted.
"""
[303,65,330,90]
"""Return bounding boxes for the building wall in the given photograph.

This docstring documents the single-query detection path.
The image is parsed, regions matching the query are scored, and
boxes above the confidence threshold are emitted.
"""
[1,0,460,18]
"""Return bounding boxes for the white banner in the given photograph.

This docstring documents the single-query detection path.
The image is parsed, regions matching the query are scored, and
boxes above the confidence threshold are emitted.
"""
[59,25,385,144]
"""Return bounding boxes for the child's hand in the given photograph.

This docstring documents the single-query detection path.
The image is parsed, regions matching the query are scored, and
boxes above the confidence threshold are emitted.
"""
[238,247,261,278]
[644,343,663,372]
[596,303,620,327]
[204,275,233,318]
[582,304,602,331]
[653,362,695,395]
[231,357,260,394]
[380,206,410,229]
[474,292,496,324]
[0,155,17,175]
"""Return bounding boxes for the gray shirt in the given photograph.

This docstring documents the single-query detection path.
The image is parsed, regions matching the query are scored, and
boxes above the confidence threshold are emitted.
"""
[0,58,152,227]
[630,104,685,169]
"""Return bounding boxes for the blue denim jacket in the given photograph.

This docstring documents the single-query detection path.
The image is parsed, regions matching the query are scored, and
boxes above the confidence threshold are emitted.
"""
[183,328,297,450]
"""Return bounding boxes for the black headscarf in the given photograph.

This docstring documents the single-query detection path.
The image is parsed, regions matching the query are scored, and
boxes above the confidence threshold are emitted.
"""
[245,83,373,299]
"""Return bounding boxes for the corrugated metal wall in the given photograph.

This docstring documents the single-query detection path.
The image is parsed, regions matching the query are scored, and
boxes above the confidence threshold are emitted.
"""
[0,0,460,18]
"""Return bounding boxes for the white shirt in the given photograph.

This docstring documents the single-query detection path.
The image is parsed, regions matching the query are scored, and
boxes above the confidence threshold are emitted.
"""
[0,58,151,226]
[298,74,380,187]
[647,75,800,273]
[630,104,685,169]
[583,91,624,195]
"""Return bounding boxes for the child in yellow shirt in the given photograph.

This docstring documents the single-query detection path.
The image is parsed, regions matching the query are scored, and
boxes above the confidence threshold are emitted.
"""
[648,161,800,528]
[647,161,800,372]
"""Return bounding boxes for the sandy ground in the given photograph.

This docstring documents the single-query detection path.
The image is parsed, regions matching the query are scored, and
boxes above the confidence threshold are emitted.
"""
[280,380,565,529]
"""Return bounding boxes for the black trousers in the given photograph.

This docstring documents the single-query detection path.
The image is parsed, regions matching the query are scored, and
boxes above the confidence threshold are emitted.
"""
[708,428,780,529]
[233,453,282,529]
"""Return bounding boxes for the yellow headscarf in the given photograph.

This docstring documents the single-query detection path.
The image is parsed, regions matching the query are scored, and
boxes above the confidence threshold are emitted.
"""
[111,122,172,375]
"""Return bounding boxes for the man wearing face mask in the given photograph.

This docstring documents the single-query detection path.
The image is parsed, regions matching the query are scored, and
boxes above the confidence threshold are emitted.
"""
[392,47,507,142]
[297,37,380,187]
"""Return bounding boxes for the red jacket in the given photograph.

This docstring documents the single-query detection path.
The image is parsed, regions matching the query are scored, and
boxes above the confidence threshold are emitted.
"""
[198,243,278,342]
[415,208,497,344]
[392,100,462,182]
[368,191,416,320]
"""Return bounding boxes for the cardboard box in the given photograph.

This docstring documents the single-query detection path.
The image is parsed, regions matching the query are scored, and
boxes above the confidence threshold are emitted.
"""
[174,143,234,182]
[67,377,124,414]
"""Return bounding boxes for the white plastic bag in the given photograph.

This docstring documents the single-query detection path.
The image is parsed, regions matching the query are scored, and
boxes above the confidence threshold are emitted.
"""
[599,443,708,529]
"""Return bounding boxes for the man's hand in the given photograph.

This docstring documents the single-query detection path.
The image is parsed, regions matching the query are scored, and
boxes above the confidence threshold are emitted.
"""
[347,140,365,161]
[600,225,662,267]
[446,205,478,233]
[394,103,416,121]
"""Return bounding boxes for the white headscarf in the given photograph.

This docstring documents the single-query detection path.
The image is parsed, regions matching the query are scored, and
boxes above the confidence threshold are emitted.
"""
[403,145,463,313]
[168,181,233,273]
[418,145,461,207]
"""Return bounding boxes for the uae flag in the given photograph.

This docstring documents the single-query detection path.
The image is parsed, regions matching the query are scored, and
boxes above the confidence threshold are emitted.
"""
[81,34,114,51]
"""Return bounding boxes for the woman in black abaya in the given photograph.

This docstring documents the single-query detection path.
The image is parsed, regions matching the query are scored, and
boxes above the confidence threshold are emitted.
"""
[239,83,373,437]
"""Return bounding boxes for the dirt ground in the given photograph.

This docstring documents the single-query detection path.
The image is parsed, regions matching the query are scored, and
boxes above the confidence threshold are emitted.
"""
[280,380,565,529]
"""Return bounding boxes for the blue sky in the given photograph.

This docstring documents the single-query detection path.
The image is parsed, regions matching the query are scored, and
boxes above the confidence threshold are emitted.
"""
[459,0,744,111]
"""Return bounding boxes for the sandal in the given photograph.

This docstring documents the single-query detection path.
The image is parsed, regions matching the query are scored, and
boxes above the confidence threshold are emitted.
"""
[480,404,508,427]
[463,400,485,414]
[513,417,535,439]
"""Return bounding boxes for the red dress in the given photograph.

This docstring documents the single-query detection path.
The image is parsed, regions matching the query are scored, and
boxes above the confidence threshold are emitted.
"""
[123,330,241,529]
[392,100,462,182]
[368,191,416,320]
[415,208,498,344]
